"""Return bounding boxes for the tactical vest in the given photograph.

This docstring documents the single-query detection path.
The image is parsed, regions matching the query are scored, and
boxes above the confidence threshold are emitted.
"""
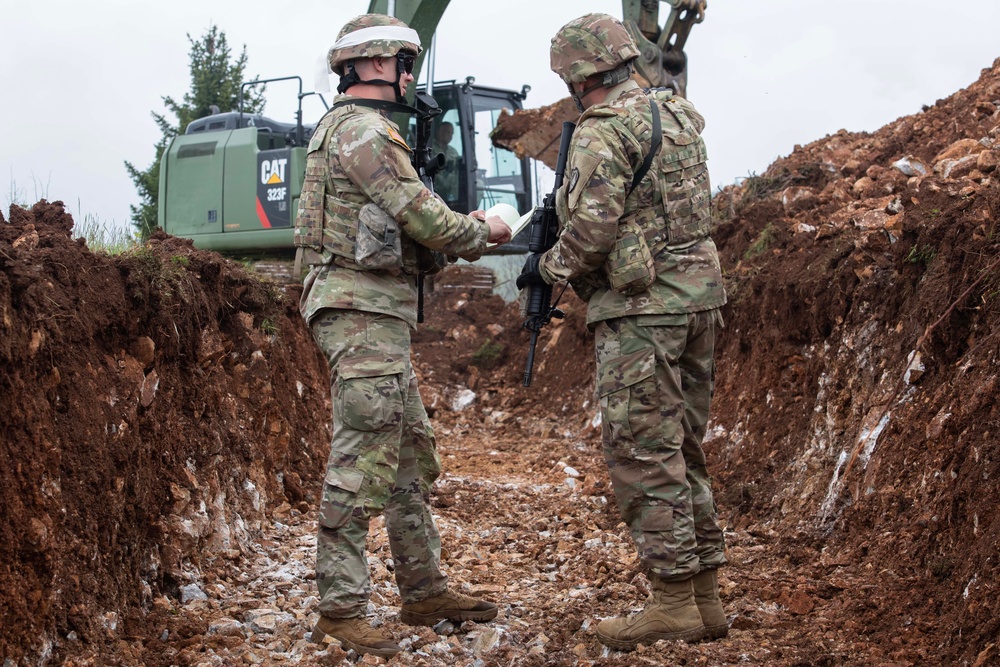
[293,104,425,276]
[615,89,711,256]
[575,88,712,296]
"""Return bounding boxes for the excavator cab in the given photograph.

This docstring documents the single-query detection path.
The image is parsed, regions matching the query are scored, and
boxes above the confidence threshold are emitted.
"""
[411,78,533,253]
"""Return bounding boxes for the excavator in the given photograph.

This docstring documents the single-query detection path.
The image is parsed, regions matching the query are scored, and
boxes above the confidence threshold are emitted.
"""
[156,0,706,267]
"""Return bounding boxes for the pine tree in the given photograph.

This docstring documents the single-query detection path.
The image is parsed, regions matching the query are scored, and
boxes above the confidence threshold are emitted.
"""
[125,25,265,238]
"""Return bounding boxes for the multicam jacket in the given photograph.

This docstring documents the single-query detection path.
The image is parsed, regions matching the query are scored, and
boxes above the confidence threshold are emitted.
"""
[297,95,489,328]
[539,79,726,325]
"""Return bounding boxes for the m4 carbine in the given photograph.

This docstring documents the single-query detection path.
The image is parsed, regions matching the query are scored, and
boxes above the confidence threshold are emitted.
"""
[411,92,446,323]
[522,121,575,387]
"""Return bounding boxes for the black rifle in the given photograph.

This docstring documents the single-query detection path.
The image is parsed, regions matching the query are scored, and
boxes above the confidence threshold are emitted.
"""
[412,91,446,183]
[411,91,445,324]
[522,121,576,387]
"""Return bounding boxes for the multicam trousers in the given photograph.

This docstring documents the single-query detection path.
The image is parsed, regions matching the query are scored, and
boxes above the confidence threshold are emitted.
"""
[594,309,727,581]
[310,309,448,618]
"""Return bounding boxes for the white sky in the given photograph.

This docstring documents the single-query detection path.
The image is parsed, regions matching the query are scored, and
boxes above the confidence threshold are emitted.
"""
[2,0,999,231]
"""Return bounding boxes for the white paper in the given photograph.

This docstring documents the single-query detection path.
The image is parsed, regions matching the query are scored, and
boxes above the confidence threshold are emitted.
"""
[485,203,534,249]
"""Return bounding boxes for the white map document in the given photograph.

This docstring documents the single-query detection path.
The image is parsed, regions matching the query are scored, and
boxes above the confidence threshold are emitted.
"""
[485,203,534,249]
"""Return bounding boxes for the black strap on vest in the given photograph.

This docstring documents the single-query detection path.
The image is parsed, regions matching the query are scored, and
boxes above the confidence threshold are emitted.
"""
[626,97,662,198]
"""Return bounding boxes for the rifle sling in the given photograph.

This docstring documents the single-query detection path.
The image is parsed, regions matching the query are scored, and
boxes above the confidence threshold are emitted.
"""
[626,97,662,198]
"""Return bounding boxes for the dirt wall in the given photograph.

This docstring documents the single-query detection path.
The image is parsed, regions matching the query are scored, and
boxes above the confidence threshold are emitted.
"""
[0,207,331,663]
[707,59,1000,664]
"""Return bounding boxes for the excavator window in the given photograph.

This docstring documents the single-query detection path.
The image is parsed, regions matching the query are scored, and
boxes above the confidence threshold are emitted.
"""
[432,111,464,208]
[471,96,528,216]
[412,81,531,251]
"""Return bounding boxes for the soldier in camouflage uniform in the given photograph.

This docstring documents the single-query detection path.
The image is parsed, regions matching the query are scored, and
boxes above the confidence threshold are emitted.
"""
[296,14,511,658]
[516,12,729,651]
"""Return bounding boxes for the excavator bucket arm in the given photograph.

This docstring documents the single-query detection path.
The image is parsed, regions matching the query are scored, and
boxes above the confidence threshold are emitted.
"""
[493,0,708,170]
[622,0,706,97]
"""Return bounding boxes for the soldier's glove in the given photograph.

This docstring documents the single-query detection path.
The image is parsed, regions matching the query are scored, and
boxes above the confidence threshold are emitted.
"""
[515,253,547,290]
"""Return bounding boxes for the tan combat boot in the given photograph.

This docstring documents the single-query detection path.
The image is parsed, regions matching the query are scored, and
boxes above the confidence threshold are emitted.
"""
[595,576,705,650]
[310,615,400,658]
[693,568,729,639]
[399,588,498,626]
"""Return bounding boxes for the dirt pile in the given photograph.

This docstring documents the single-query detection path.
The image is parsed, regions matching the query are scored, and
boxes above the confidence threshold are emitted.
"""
[492,97,580,170]
[707,57,1000,663]
[414,267,595,439]
[0,206,331,662]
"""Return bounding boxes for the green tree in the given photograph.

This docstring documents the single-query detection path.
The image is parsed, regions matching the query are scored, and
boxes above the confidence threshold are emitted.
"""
[125,25,265,238]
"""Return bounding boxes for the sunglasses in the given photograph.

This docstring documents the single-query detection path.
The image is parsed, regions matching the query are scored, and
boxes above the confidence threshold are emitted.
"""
[396,51,416,74]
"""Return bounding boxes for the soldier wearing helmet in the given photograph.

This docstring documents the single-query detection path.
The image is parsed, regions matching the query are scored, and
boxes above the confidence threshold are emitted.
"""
[326,13,421,104]
[296,13,509,658]
[517,12,729,650]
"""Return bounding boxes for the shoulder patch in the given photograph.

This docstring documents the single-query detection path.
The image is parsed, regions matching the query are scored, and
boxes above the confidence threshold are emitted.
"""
[568,167,580,193]
[386,127,411,151]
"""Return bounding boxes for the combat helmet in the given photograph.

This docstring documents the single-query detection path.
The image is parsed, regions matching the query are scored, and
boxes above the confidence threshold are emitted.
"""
[327,14,422,99]
[550,13,641,111]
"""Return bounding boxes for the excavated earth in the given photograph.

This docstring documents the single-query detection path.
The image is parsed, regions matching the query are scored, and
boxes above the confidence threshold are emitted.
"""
[3,59,1000,667]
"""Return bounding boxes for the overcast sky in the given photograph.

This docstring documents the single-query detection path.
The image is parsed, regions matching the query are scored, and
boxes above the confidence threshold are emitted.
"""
[2,0,999,231]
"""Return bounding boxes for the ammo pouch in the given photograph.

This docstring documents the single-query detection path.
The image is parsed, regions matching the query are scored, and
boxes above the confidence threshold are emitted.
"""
[605,209,657,296]
[356,203,403,270]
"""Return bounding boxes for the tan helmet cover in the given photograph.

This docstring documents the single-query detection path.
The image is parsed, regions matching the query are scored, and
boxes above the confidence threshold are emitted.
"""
[328,14,423,76]
[550,13,641,84]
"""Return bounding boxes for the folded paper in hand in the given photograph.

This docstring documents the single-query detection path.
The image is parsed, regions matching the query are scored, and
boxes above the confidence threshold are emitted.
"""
[485,203,533,248]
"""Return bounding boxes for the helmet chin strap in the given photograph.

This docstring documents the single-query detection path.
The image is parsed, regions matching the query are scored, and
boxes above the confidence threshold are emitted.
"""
[567,83,586,113]
[567,61,636,112]
[338,58,408,104]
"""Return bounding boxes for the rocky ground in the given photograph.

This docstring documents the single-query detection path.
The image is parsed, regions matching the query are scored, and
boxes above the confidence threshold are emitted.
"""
[3,57,1000,667]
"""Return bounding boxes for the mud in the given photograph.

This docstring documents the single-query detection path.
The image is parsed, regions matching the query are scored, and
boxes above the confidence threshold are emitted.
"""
[2,57,1000,667]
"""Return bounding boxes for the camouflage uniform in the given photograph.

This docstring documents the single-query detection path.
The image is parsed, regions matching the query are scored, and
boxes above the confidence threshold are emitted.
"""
[297,97,489,618]
[538,75,727,581]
